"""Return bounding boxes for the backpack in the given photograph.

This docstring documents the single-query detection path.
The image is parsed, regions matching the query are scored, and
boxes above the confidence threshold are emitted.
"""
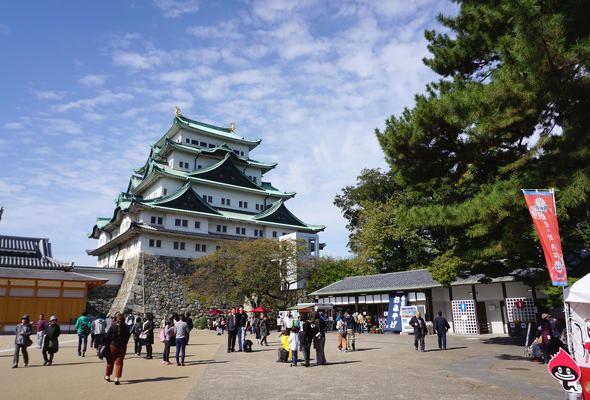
[79,318,91,334]
[279,348,289,362]
[244,339,253,352]
[339,321,347,336]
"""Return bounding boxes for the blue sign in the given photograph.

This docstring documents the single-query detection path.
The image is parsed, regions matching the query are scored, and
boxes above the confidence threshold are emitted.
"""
[459,302,467,311]
[384,294,407,332]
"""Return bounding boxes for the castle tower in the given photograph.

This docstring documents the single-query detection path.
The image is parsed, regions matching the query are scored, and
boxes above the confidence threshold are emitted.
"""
[87,112,325,316]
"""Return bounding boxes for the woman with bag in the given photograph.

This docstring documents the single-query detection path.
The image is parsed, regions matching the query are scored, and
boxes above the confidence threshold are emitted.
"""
[12,314,32,368]
[141,313,154,359]
[104,312,131,385]
[42,316,60,366]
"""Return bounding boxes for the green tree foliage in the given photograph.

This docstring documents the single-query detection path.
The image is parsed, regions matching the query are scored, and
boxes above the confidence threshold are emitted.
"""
[188,238,307,310]
[304,256,359,293]
[336,0,590,285]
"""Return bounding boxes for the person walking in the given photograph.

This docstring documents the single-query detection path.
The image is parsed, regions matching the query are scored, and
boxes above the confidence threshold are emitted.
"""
[125,312,134,333]
[336,317,348,352]
[540,313,554,363]
[409,311,427,352]
[12,314,32,368]
[162,318,175,365]
[104,313,131,385]
[226,309,237,353]
[35,314,48,349]
[260,316,270,346]
[75,311,91,357]
[311,312,327,365]
[344,311,356,351]
[92,313,107,356]
[132,316,143,356]
[185,312,193,345]
[252,314,260,344]
[433,311,450,350]
[141,313,154,359]
[357,313,365,334]
[237,308,248,352]
[283,311,294,331]
[42,316,60,366]
[174,315,189,366]
[299,318,313,367]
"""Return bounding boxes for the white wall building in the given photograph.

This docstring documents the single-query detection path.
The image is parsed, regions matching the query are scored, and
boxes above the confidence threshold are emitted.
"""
[88,112,325,278]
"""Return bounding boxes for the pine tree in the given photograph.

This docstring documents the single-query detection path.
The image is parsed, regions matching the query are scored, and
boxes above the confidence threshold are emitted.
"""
[337,0,590,285]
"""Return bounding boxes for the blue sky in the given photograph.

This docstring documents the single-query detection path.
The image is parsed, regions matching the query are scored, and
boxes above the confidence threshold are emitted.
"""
[0,0,457,266]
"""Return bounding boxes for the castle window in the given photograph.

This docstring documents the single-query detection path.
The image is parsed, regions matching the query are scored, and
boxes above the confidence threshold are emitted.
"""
[226,199,231,206]
[150,216,156,224]
[157,217,163,224]
[202,244,207,252]
[239,201,243,207]
[241,151,244,156]
[273,231,277,238]
[180,242,185,250]
[208,144,215,148]
[236,227,240,234]
[175,219,181,226]
[163,188,168,196]
[208,196,212,202]
[241,228,245,235]
[253,177,257,183]
[198,165,202,169]
[156,240,161,248]
[194,221,200,229]
[173,242,179,249]
[221,198,226,205]
[191,139,198,145]
[182,219,188,227]
[200,141,207,147]
[222,225,227,233]
[254,229,258,236]
[186,138,190,143]
[256,204,259,210]
[149,239,155,247]
[195,243,200,251]
[216,225,221,232]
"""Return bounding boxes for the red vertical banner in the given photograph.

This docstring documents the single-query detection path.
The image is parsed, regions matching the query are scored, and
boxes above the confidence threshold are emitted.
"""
[522,190,568,286]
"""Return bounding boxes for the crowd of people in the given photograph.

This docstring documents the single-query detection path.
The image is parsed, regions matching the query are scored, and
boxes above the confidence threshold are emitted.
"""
[10,309,196,385]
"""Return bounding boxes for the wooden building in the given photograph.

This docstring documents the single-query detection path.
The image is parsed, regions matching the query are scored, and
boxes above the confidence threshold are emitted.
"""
[0,235,106,332]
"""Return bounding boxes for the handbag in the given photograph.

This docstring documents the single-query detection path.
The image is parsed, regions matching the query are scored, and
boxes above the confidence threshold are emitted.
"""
[139,332,148,340]
[25,337,33,347]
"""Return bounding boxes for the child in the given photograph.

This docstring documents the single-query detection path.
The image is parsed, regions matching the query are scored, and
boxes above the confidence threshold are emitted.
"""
[289,326,300,367]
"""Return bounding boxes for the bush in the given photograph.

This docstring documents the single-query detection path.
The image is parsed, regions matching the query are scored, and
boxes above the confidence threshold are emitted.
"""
[195,317,208,330]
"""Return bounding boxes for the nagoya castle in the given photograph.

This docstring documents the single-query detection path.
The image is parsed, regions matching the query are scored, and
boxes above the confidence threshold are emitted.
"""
[88,109,325,317]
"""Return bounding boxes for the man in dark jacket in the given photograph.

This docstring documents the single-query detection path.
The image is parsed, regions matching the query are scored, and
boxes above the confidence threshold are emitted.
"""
[236,308,248,352]
[433,311,450,350]
[409,311,427,352]
[226,309,237,353]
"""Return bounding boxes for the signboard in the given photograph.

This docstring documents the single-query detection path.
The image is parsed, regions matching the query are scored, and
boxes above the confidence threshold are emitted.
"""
[384,294,407,332]
[459,302,467,311]
[400,305,417,333]
[522,189,568,286]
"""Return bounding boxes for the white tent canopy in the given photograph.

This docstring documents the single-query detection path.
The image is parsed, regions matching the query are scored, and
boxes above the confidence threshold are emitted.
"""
[565,273,590,304]
[564,273,590,367]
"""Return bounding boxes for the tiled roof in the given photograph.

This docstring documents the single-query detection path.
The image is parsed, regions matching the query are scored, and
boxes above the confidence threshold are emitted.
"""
[309,269,515,296]
[0,267,106,286]
[0,235,48,255]
[0,235,73,270]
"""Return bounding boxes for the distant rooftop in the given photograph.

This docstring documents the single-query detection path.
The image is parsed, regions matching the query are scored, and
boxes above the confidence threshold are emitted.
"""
[0,235,74,270]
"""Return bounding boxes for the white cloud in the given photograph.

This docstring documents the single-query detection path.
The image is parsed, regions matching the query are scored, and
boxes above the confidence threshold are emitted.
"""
[32,90,66,100]
[41,118,83,135]
[186,23,244,40]
[153,0,200,18]
[53,91,133,112]
[112,50,164,70]
[79,74,108,87]
[3,121,24,130]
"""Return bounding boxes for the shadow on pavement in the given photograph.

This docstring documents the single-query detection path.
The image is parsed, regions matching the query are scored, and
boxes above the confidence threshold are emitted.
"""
[351,347,380,352]
[481,336,525,346]
[323,360,361,366]
[123,376,189,385]
[495,354,530,361]
[183,360,228,365]
[423,346,468,352]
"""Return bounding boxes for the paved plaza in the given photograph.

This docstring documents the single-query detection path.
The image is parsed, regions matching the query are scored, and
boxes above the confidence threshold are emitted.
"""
[1,330,563,399]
